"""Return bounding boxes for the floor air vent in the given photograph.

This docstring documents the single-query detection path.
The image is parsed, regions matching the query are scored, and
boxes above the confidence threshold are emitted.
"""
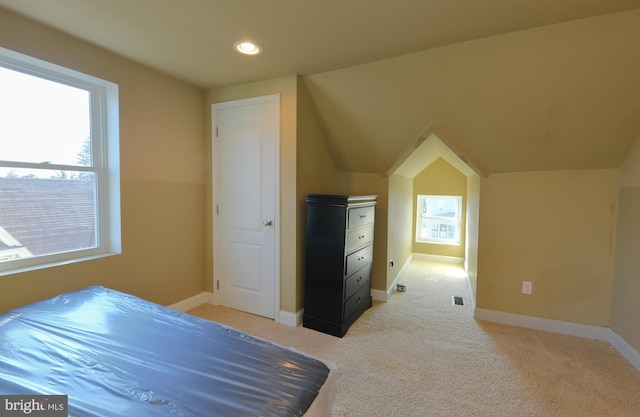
[452,296,464,306]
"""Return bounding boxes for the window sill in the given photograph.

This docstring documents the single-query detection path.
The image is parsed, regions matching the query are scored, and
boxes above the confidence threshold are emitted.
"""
[0,251,120,277]
[416,240,461,247]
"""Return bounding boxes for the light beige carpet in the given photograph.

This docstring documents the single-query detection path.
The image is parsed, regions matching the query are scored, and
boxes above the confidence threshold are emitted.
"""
[188,259,640,416]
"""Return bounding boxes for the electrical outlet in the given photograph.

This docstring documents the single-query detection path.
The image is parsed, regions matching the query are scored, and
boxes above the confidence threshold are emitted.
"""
[522,281,532,295]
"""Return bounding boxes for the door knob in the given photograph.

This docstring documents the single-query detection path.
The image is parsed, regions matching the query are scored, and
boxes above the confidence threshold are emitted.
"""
[263,219,273,227]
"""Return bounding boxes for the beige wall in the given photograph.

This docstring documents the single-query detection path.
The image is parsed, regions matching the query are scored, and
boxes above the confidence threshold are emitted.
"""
[413,158,467,258]
[477,169,619,326]
[0,9,206,312]
[387,174,414,290]
[205,75,299,313]
[296,77,340,309]
[611,137,640,352]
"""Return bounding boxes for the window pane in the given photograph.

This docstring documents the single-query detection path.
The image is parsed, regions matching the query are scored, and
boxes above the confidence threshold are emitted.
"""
[0,171,96,261]
[421,219,457,240]
[423,196,458,218]
[0,67,91,167]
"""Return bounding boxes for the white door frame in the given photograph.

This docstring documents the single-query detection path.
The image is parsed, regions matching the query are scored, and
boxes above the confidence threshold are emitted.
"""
[211,94,280,322]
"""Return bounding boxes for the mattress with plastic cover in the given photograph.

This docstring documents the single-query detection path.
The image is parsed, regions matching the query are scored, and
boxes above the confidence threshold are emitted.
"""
[0,286,334,417]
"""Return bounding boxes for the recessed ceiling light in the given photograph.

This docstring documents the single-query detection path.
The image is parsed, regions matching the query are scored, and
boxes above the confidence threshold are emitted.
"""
[233,41,262,55]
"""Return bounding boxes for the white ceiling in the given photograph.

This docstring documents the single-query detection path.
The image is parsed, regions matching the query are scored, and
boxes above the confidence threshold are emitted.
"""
[2,1,640,175]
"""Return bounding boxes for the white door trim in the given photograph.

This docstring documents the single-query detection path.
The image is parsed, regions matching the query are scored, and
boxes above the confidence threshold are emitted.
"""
[211,94,281,322]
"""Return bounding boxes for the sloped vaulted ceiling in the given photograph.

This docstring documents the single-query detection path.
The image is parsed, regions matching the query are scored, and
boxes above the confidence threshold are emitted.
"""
[303,9,640,175]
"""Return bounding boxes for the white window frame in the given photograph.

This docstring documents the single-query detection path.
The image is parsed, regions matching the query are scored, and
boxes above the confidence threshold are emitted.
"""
[415,194,462,246]
[0,47,121,276]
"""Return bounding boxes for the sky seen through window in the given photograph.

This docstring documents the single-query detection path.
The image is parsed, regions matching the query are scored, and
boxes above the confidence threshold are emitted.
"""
[0,66,90,177]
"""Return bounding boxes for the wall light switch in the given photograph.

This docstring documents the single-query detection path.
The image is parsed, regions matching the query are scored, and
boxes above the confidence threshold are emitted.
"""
[522,281,532,295]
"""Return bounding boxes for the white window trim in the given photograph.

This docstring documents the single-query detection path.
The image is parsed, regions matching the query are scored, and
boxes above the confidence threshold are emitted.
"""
[415,194,462,246]
[0,47,121,276]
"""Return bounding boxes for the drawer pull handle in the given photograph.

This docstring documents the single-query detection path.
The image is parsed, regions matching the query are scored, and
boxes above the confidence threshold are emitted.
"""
[357,276,362,283]
[356,297,361,304]
[358,234,365,240]
[358,256,365,261]
[359,215,366,219]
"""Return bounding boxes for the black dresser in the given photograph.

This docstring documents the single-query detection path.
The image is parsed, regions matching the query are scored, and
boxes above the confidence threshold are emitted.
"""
[303,194,377,337]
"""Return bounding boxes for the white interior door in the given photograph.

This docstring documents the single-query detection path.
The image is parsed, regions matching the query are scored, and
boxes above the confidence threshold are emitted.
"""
[212,94,279,319]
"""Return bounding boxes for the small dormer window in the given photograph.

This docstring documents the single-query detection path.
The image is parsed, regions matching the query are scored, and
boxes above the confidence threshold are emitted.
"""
[415,195,462,245]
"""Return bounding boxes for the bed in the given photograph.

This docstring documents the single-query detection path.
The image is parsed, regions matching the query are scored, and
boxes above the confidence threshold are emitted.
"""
[0,286,336,417]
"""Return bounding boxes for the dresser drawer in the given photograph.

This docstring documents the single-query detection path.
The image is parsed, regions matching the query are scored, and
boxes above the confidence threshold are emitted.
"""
[344,263,371,300]
[346,224,374,253]
[348,206,375,230]
[345,244,373,277]
[344,282,371,322]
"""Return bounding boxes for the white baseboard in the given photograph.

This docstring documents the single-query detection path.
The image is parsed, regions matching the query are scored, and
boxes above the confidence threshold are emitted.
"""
[474,308,611,340]
[170,291,302,328]
[607,329,640,372]
[371,288,388,302]
[475,308,640,373]
[279,309,302,327]
[168,291,215,312]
